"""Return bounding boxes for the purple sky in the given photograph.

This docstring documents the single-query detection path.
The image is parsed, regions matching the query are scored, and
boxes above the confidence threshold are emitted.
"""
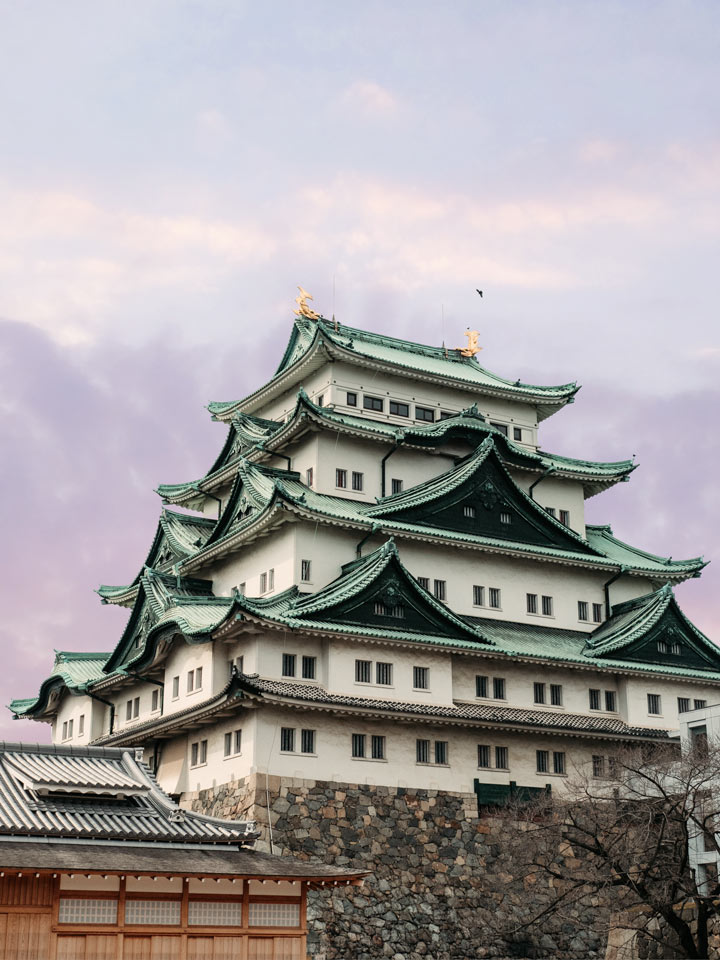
[1,1,719,741]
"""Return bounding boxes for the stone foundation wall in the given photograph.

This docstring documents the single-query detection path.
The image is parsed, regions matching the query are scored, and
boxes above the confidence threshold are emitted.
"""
[186,775,606,960]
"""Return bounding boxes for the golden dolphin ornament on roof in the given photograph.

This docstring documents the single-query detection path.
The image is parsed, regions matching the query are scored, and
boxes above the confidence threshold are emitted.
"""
[294,286,319,320]
[458,329,481,357]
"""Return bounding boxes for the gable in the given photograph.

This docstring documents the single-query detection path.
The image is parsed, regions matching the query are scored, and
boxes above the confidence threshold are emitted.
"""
[612,607,720,672]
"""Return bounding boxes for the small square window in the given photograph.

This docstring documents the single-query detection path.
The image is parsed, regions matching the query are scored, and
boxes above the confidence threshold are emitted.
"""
[490,422,508,437]
[647,693,662,716]
[352,471,364,492]
[224,730,243,757]
[495,746,508,769]
[301,729,316,754]
[417,576,429,590]
[371,735,386,760]
[605,690,617,712]
[355,659,371,684]
[477,744,491,768]
[527,593,538,614]
[439,410,454,420]
[695,699,707,710]
[533,682,546,705]
[434,740,448,765]
[282,653,296,677]
[493,677,506,700]
[416,739,430,763]
[413,666,429,690]
[489,588,501,609]
[592,603,603,623]
[536,750,549,773]
[376,662,393,685]
[513,427,522,441]
[363,396,384,412]
[351,733,366,758]
[473,585,485,606]
[389,400,409,417]
[415,406,435,422]
[589,688,601,710]
[434,579,446,601]
[499,511,511,524]
[280,728,295,752]
[678,697,691,714]
[346,391,357,407]
[550,684,563,706]
[336,469,347,488]
[545,506,557,518]
[463,505,476,518]
[578,601,588,621]
[541,595,553,616]
[391,478,403,494]
[301,559,312,582]
[475,675,488,698]
[301,655,316,680]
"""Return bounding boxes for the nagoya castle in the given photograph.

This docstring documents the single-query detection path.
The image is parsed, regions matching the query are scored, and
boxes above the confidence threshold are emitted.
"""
[14,289,719,810]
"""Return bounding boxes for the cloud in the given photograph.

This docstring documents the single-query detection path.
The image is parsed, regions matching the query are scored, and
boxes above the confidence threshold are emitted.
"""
[342,80,399,116]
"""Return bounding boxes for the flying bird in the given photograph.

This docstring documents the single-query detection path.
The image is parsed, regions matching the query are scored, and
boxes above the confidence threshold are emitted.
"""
[476,289,483,297]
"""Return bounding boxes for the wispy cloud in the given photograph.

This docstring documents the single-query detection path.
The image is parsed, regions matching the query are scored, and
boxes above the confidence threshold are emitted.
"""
[342,80,399,116]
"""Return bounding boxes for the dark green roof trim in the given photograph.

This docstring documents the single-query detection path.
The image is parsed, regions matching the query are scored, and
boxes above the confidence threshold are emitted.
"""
[586,525,705,575]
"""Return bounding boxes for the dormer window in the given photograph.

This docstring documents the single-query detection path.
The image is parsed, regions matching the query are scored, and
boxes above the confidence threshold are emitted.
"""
[463,505,476,519]
[373,601,405,618]
[500,511,511,524]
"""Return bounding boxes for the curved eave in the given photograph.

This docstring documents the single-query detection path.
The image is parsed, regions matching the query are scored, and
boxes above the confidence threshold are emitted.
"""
[586,525,706,579]
[96,584,139,607]
[155,481,213,511]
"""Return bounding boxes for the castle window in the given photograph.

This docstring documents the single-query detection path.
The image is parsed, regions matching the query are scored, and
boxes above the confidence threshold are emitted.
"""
[389,400,409,417]
[657,639,668,654]
[647,693,662,716]
[592,755,605,778]
[259,572,268,593]
[306,468,314,487]
[527,593,538,614]
[490,422,508,436]
[416,739,430,763]
[301,559,312,582]
[268,568,274,591]
[477,744,491,768]
[473,585,485,606]
[280,728,295,752]
[434,579,446,601]
[440,410,454,420]
[464,505,476,518]
[536,750,549,774]
[302,656,316,680]
[371,735,386,760]
[78,714,85,735]
[224,729,242,757]
[541,595,553,616]
[190,739,208,767]
[560,509,570,526]
[282,654,296,678]
[434,741,449,765]
[533,682,546,705]
[589,688,601,711]
[352,471,364,492]
[346,391,357,407]
[126,697,139,721]
[151,690,160,712]
[678,697,691,714]
[417,576,429,590]
[578,601,588,621]
[493,677,506,700]
[550,684,563,707]
[61,721,68,741]
[489,588,501,609]
[376,662,393,685]
[355,659,371,684]
[592,603,603,623]
[415,406,434,422]
[363,396,384,412]
[476,675,488,698]
[513,427,522,441]
[172,676,179,699]
[553,751,566,775]
[545,506,557,518]
[605,691,616,712]
[301,729,316,754]
[228,656,244,678]
[413,666,429,690]
[495,746,509,769]
[336,469,347,489]
[316,394,324,407]
[695,699,708,710]
[500,511,511,524]
[351,733,366,758]
[391,478,403,494]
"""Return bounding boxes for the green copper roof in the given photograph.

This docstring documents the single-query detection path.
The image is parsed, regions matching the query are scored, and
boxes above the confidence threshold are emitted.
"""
[10,652,110,717]
[585,525,704,575]
[210,315,580,422]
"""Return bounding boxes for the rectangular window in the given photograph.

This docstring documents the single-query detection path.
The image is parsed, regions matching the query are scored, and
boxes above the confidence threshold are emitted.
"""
[259,572,267,593]
[434,740,449,765]
[536,750,549,774]
[363,395,384,412]
[78,714,85,735]
[267,569,274,591]
[592,755,605,778]
[493,677,506,700]
[316,393,324,407]
[550,683,563,707]
[473,585,485,606]
[678,697,691,714]
[541,595,553,616]
[151,690,159,712]
[68,719,74,738]
[490,422,508,436]
[463,505,476,518]
[533,682,546,705]
[376,662,393,685]
[224,729,242,757]
[223,732,232,757]
[413,666,429,690]
[553,751,566,775]
[282,653,296,678]
[301,655,316,680]
[346,391,357,407]
[477,744,491,768]
[126,699,133,722]
[695,699,707,710]
[306,467,314,487]
[391,478,403,494]
[389,400,409,417]
[605,690,617,712]
[495,746,509,769]
[592,603,603,623]
[415,405,435,422]
[545,506,557,518]
[417,575,429,590]
[301,559,312,582]
[336,469,347,488]
[280,727,295,752]
[647,693,662,716]
[440,410,454,420]
[228,655,244,678]
[62,721,68,740]
[371,735,386,760]
[355,659,371,684]
[352,471,364,492]
[172,676,179,699]
[489,588,501,609]
[578,601,588,621]
[589,688,601,710]
[351,733,366,758]
[499,511,511,524]
[476,675,488,698]
[191,740,207,767]
[433,579,446,601]
[513,427,522,441]
[194,667,202,690]
[301,729,316,754]
[559,509,570,526]
[238,582,246,596]
[416,739,430,763]
[59,899,118,925]
[526,593,538,614]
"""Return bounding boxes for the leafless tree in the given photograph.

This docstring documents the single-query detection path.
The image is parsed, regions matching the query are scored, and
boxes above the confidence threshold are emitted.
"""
[487,741,720,959]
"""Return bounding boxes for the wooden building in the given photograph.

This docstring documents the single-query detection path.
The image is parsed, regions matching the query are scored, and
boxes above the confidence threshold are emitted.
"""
[0,741,363,959]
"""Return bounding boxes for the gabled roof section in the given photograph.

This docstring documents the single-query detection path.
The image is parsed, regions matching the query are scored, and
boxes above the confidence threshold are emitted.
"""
[210,316,579,422]
[97,511,215,607]
[586,525,706,578]
[584,584,720,670]
[367,437,600,555]
[236,540,489,644]
[9,652,110,719]
[204,458,299,547]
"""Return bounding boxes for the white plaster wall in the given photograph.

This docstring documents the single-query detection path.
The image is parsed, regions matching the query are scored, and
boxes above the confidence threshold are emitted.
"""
[53,694,95,745]
[204,526,296,598]
[622,675,720,730]
[258,370,334,422]
[162,640,215,719]
[255,632,326,685]
[511,474,587,536]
